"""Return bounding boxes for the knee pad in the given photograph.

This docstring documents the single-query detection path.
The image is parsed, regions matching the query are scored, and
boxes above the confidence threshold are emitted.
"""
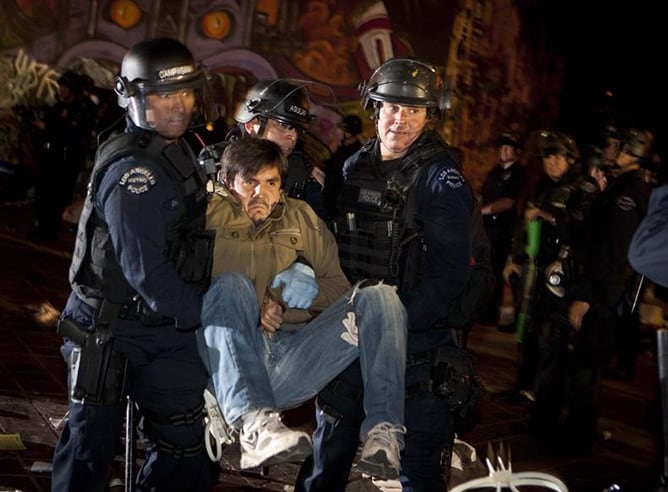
[139,402,205,459]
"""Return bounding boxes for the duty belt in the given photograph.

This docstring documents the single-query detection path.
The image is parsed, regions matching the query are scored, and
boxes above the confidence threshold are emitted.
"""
[118,295,173,326]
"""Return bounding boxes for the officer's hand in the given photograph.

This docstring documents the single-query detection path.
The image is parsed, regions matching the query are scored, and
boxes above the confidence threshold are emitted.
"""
[503,262,522,285]
[310,166,326,190]
[271,262,319,309]
[568,300,590,331]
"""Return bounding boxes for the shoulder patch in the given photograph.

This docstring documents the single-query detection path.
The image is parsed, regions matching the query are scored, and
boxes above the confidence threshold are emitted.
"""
[119,166,157,195]
[580,180,597,193]
[437,167,466,189]
[615,195,637,212]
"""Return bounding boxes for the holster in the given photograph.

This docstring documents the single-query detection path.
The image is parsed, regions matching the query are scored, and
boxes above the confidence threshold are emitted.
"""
[429,344,482,417]
[58,317,127,406]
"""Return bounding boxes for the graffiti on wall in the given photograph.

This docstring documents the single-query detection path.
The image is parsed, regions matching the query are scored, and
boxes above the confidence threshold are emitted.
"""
[0,0,563,192]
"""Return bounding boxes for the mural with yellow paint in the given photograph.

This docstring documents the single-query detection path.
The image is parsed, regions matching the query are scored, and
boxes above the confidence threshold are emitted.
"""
[0,0,564,193]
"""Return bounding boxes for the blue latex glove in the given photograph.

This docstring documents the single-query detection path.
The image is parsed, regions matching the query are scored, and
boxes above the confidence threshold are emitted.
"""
[271,262,319,310]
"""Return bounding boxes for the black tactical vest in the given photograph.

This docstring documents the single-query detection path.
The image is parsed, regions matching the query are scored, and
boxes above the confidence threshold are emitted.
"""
[69,130,213,307]
[335,132,456,294]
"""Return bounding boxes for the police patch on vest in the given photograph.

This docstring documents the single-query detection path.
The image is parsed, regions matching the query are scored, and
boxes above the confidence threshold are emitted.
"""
[615,195,636,211]
[580,180,597,193]
[438,168,465,188]
[119,167,157,195]
[358,188,382,206]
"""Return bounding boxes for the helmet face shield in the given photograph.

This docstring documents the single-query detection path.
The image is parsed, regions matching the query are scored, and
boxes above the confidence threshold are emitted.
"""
[529,130,579,160]
[235,79,319,130]
[114,38,219,131]
[620,128,653,159]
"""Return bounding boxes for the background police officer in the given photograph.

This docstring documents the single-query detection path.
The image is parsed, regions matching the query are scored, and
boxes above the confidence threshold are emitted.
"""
[296,58,475,491]
[232,79,327,219]
[579,128,654,382]
[505,131,602,450]
[51,38,219,491]
[479,132,527,327]
[531,127,653,455]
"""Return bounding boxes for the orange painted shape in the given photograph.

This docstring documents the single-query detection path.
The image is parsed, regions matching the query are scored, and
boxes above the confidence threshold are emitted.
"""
[256,0,279,26]
[109,0,142,29]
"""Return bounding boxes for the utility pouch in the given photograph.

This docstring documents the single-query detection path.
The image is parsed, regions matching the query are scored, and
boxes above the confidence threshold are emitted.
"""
[171,229,216,293]
[58,317,127,406]
[430,344,482,417]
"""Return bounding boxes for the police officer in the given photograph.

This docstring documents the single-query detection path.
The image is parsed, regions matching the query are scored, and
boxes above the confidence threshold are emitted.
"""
[51,38,218,491]
[531,128,652,454]
[232,79,327,219]
[629,181,668,288]
[479,132,527,326]
[579,128,653,382]
[501,131,600,447]
[296,58,475,491]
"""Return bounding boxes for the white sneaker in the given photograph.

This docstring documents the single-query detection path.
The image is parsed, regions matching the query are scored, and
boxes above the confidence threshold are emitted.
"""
[239,409,312,469]
[357,422,406,479]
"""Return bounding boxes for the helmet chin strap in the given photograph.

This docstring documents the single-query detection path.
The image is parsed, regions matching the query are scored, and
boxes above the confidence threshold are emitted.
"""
[243,118,268,138]
[256,117,268,138]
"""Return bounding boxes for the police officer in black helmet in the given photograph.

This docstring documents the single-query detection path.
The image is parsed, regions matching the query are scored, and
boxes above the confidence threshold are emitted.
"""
[296,58,475,491]
[51,38,219,491]
[232,78,327,219]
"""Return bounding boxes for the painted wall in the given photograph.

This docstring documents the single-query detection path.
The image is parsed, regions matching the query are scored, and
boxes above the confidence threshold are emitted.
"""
[0,0,563,191]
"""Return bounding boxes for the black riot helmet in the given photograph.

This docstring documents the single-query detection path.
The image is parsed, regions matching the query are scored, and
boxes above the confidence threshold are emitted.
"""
[620,127,653,159]
[234,79,317,130]
[496,132,521,149]
[114,38,218,130]
[531,130,580,160]
[359,58,450,118]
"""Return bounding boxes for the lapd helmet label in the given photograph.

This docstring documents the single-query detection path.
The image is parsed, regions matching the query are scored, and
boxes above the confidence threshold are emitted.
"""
[158,65,194,80]
[288,104,307,116]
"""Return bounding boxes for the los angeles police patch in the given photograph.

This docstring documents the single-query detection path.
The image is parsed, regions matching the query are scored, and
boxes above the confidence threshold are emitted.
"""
[438,167,465,189]
[119,167,156,194]
[615,195,636,212]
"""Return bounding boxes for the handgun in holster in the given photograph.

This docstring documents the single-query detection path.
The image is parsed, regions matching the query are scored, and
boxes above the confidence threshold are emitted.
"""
[57,313,127,406]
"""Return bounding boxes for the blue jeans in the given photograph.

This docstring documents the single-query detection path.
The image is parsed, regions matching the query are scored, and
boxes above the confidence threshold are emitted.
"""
[197,272,407,436]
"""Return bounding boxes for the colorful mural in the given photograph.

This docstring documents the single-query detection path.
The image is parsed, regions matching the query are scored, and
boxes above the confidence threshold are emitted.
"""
[0,0,563,192]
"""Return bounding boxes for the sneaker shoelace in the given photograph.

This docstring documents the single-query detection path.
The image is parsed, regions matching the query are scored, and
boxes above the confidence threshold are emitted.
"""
[367,423,407,451]
[242,410,283,437]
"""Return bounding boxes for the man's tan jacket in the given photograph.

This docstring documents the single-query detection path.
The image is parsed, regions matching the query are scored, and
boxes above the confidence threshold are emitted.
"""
[207,186,351,324]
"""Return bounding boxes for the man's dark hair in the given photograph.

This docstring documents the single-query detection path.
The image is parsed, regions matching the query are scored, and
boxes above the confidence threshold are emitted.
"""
[220,137,288,185]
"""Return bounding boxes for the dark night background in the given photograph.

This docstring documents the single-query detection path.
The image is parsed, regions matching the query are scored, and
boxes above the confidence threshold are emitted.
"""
[386,0,666,163]
[551,0,666,161]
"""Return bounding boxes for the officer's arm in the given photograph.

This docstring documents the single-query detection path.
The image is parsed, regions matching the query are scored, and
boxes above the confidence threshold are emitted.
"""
[628,184,668,287]
[97,159,202,329]
[401,164,473,331]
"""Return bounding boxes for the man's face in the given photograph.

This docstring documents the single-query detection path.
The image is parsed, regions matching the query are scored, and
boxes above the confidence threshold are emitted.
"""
[615,149,639,171]
[499,144,518,164]
[230,165,282,223]
[376,102,427,160]
[145,89,195,140]
[542,153,570,181]
[602,137,620,165]
[246,117,300,156]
